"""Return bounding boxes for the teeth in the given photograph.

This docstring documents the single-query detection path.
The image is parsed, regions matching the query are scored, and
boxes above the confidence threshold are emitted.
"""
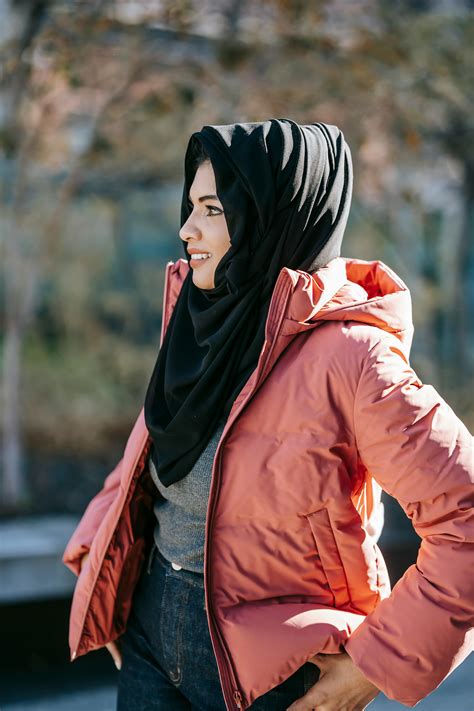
[191,253,211,260]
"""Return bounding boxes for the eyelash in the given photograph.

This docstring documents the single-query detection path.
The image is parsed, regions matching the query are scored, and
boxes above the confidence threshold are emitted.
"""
[188,202,223,217]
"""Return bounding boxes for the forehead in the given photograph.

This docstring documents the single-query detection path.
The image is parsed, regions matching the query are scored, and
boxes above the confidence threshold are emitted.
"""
[189,161,216,192]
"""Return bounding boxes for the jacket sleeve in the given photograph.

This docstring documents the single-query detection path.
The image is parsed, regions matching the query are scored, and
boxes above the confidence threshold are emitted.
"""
[344,334,474,707]
[61,457,123,576]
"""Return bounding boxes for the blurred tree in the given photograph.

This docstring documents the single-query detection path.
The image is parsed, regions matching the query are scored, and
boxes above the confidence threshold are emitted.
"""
[1,0,50,509]
[0,0,472,514]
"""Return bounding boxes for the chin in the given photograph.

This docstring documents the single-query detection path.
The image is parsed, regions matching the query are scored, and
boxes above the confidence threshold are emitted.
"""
[192,271,214,290]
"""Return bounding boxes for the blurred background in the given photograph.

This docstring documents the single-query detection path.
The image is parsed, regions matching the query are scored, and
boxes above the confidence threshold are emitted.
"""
[0,1,473,709]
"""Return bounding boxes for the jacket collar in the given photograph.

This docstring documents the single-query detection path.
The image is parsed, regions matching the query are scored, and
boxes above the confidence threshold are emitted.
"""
[165,255,414,359]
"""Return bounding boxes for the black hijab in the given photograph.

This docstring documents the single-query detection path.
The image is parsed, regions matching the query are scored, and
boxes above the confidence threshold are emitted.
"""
[144,119,353,486]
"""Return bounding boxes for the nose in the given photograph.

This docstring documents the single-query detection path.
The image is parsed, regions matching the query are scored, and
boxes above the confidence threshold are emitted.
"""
[179,213,201,243]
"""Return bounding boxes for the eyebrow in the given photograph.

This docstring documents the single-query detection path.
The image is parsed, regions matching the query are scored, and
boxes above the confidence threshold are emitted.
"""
[188,193,220,203]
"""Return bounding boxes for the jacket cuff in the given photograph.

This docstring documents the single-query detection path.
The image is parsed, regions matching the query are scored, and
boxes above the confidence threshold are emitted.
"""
[62,543,90,577]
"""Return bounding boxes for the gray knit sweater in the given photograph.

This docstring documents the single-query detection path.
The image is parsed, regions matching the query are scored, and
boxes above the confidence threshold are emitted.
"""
[148,416,228,573]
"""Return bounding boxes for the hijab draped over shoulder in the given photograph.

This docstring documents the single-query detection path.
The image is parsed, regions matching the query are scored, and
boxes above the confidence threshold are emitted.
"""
[144,118,353,486]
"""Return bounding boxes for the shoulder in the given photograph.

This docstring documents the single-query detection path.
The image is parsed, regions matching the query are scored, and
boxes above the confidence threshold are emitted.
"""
[296,321,417,399]
[306,320,410,366]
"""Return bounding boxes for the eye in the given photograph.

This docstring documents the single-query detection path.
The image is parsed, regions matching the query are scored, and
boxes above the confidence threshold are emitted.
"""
[186,200,223,216]
[205,205,223,216]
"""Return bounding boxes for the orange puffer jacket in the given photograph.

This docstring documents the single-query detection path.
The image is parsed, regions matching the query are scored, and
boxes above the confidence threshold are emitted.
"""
[62,256,473,710]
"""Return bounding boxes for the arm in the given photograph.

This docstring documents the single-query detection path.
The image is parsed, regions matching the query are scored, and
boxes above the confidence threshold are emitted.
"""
[62,456,123,576]
[344,335,474,706]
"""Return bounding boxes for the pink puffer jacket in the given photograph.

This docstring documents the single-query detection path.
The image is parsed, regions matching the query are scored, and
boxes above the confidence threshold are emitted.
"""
[62,256,473,710]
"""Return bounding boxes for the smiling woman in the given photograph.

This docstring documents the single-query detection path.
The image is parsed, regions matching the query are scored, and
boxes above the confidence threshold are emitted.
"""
[180,152,232,290]
[63,119,473,711]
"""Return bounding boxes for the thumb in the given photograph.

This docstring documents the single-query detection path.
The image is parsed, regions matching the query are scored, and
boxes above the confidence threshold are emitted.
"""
[287,669,333,711]
[105,640,122,670]
[79,552,90,572]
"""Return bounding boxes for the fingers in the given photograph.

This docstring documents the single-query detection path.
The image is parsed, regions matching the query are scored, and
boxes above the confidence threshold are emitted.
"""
[287,651,380,711]
[286,676,329,711]
[286,687,327,711]
[105,640,122,671]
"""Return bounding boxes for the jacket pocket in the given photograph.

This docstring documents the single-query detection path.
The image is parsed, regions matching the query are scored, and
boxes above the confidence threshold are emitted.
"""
[304,508,351,609]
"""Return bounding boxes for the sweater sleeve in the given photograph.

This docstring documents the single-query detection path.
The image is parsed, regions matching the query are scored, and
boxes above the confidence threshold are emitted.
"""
[343,334,474,706]
[62,457,124,576]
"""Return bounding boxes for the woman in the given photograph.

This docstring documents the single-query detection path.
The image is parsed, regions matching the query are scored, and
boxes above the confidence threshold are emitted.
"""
[62,119,473,711]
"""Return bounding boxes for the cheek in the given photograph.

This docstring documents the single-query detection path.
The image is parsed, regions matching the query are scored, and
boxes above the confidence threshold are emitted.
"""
[218,240,231,258]
[210,225,231,257]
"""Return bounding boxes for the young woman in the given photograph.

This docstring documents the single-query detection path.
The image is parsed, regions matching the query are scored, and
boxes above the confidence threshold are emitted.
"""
[63,119,473,711]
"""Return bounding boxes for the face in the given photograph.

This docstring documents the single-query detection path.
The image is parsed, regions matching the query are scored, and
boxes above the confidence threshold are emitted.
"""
[179,160,231,290]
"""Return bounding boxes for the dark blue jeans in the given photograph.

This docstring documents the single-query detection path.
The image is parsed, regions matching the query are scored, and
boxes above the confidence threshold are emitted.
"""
[116,540,320,710]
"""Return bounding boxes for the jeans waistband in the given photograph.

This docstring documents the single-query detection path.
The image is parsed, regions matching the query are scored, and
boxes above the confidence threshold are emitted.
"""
[147,540,205,588]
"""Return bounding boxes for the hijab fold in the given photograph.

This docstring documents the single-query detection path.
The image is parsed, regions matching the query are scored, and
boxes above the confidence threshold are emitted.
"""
[144,119,353,486]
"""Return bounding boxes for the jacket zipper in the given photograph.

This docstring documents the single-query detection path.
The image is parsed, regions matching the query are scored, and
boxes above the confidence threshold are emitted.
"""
[204,270,293,710]
[71,265,292,670]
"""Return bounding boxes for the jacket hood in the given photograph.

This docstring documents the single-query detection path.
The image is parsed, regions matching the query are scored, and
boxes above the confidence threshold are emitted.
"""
[282,257,415,356]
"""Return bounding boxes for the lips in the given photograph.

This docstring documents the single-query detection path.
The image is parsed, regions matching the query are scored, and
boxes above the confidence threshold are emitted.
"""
[189,252,212,268]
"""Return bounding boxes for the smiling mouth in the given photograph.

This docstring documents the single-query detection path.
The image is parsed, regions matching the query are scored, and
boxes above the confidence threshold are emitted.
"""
[189,254,213,267]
